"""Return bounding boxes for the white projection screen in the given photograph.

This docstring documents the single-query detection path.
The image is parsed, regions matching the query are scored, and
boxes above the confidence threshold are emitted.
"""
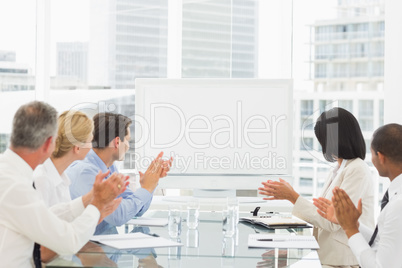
[134,79,293,189]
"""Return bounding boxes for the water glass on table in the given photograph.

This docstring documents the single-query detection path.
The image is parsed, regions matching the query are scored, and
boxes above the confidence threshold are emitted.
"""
[221,236,236,257]
[186,229,199,248]
[168,205,182,238]
[186,198,200,229]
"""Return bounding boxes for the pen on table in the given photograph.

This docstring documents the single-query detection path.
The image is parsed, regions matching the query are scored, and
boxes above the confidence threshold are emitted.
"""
[257,239,286,242]
[148,233,160,237]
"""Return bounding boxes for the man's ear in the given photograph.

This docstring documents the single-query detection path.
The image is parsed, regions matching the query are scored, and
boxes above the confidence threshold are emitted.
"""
[42,136,54,154]
[377,151,386,165]
[112,137,121,148]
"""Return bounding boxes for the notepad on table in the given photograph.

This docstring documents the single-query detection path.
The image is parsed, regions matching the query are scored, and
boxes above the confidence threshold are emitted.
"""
[91,233,182,249]
[240,216,311,229]
[126,217,168,227]
[248,234,319,249]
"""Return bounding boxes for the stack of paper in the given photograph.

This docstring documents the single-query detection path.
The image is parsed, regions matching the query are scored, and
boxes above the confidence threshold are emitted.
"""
[91,233,182,249]
[240,216,311,229]
[126,217,168,227]
[248,234,319,249]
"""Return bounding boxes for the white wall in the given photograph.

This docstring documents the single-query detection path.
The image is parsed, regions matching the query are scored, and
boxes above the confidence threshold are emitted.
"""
[385,0,402,124]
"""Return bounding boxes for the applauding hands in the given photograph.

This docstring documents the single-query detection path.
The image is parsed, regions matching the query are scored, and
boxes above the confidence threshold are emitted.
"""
[313,187,362,238]
[139,152,173,193]
[258,178,300,204]
[90,170,128,222]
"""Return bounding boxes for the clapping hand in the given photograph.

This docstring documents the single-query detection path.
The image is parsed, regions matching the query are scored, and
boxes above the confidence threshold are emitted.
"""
[331,187,361,238]
[160,156,173,178]
[91,171,128,213]
[313,197,338,224]
[139,152,165,193]
[258,178,300,204]
[98,197,122,224]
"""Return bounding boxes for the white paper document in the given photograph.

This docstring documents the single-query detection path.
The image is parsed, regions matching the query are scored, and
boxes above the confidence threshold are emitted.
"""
[248,234,319,249]
[126,217,168,227]
[91,233,182,250]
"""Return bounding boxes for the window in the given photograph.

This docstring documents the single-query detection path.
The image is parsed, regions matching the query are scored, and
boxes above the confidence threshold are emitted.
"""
[372,61,384,76]
[316,45,331,59]
[353,62,368,77]
[338,100,353,112]
[0,134,10,153]
[359,100,374,131]
[333,43,349,58]
[333,63,349,77]
[315,63,327,78]
[300,177,313,187]
[319,100,333,113]
[300,137,314,151]
[0,1,36,153]
[300,100,314,130]
[379,100,384,126]
[0,0,385,199]
[300,158,313,163]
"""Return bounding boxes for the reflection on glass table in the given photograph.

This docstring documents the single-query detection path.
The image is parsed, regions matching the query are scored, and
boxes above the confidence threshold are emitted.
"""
[46,211,321,268]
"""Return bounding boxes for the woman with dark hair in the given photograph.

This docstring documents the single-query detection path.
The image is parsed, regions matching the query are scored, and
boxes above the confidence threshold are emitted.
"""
[258,107,375,268]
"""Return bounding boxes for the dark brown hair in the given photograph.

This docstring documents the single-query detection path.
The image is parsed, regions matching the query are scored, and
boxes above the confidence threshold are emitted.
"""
[92,113,132,149]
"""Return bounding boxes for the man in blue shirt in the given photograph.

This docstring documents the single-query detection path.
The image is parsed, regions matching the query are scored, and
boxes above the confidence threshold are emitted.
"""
[67,112,171,235]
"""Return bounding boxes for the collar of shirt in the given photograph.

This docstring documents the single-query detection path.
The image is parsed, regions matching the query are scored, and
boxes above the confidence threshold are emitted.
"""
[320,159,349,197]
[86,149,118,177]
[388,173,402,201]
[43,158,71,187]
[3,149,34,183]
[331,159,348,179]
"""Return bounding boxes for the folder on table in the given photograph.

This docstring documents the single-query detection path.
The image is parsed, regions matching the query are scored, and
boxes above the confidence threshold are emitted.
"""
[240,215,311,229]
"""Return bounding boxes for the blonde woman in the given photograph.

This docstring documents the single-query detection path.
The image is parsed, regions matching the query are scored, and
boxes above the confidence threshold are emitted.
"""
[31,109,128,264]
[33,110,94,207]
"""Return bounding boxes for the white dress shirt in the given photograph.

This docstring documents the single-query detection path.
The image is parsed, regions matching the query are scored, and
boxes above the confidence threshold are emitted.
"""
[348,173,402,268]
[0,149,100,268]
[34,158,72,207]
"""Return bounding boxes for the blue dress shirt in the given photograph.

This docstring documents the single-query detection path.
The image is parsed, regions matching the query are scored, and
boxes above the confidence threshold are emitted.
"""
[67,149,153,235]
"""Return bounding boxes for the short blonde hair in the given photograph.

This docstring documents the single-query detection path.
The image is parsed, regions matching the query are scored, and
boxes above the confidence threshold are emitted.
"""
[52,110,94,158]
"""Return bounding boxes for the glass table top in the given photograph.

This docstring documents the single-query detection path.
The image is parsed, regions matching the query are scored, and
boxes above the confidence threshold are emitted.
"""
[46,211,321,268]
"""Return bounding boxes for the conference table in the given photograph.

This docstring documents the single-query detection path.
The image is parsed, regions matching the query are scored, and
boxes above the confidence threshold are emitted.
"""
[46,209,322,268]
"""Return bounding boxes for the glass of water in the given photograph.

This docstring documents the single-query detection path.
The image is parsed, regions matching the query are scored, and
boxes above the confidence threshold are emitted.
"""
[186,198,200,229]
[222,198,239,237]
[227,197,239,224]
[221,236,236,257]
[186,229,199,248]
[168,205,182,238]
[222,209,236,237]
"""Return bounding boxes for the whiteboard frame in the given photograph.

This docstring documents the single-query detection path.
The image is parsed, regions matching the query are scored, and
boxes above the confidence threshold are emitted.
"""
[135,78,293,190]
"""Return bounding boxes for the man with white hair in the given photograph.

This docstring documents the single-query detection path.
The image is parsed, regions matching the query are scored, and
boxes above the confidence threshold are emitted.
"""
[0,101,132,268]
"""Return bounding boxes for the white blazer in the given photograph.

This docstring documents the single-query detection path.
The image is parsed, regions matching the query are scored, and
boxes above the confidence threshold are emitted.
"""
[293,158,375,266]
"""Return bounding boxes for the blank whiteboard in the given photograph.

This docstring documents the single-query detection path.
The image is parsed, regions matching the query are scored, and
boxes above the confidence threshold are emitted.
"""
[134,79,293,176]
